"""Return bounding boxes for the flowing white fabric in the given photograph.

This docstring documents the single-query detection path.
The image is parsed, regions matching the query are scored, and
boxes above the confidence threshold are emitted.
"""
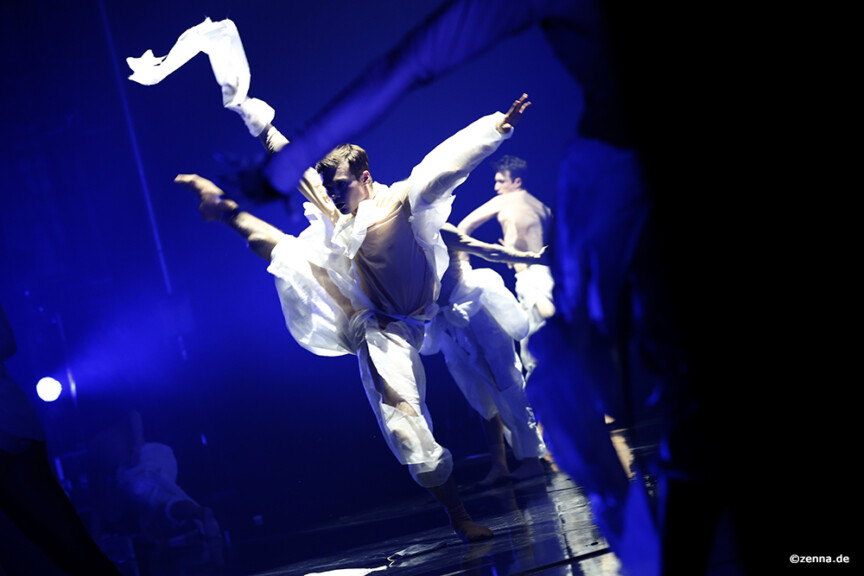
[406,112,510,286]
[423,265,545,459]
[268,201,455,486]
[423,263,529,353]
[515,264,555,336]
[127,18,274,136]
[268,112,511,355]
[266,112,509,486]
[267,203,369,357]
[515,264,555,380]
[331,193,390,260]
[359,319,453,487]
[268,201,455,487]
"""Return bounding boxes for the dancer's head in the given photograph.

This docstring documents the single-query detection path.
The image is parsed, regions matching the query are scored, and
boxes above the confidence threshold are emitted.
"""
[492,155,527,195]
[316,144,373,214]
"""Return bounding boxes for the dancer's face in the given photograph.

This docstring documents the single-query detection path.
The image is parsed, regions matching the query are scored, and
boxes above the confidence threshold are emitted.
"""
[493,170,521,195]
[322,162,373,215]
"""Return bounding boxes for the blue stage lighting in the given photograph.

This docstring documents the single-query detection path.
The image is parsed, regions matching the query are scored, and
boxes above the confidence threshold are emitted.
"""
[36,377,62,402]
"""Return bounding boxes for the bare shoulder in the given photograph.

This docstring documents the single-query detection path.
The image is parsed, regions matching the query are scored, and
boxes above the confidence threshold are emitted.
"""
[479,194,505,208]
[526,190,549,205]
[526,191,552,214]
[504,190,547,210]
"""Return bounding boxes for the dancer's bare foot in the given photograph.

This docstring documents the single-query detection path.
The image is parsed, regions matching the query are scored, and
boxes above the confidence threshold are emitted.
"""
[428,477,492,543]
[447,505,494,543]
[455,520,494,543]
[477,464,510,488]
[507,457,545,482]
[175,173,239,222]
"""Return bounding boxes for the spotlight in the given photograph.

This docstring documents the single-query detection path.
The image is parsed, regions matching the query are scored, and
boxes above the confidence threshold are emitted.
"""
[36,377,62,402]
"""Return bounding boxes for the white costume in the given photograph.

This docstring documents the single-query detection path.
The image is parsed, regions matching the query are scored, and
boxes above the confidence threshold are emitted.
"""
[516,264,556,336]
[266,114,511,488]
[514,263,555,377]
[127,18,274,137]
[127,17,511,488]
[422,260,546,460]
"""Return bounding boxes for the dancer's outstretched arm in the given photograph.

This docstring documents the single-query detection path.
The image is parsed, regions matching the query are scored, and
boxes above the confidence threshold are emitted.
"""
[405,93,529,211]
[441,222,543,265]
[456,197,501,236]
[175,174,286,261]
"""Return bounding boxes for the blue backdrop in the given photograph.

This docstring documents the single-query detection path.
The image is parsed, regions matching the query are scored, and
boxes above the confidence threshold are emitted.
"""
[0,0,584,554]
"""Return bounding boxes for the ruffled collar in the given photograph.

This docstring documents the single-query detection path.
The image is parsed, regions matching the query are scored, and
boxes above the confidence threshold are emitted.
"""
[331,185,390,259]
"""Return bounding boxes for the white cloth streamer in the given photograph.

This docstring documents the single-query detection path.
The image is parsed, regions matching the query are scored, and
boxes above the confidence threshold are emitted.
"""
[127,18,274,136]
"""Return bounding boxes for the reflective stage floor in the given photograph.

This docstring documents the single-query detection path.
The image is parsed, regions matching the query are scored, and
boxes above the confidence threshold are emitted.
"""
[231,466,622,576]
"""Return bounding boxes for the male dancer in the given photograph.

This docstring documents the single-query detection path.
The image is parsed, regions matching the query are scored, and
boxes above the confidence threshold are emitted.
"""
[457,155,554,378]
[424,224,547,486]
[175,93,530,542]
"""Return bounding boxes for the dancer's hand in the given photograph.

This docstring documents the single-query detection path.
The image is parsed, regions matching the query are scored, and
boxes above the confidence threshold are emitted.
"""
[497,93,531,134]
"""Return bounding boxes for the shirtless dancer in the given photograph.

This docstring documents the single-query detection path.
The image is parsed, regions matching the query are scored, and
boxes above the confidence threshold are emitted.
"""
[457,155,555,379]
[424,224,547,486]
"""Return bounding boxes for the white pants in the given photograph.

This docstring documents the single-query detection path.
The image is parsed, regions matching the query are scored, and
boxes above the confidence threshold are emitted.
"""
[436,308,545,460]
[424,266,546,460]
[515,265,555,378]
[357,315,453,488]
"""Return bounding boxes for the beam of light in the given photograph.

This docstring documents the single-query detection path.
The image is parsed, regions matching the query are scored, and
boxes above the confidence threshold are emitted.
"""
[66,364,78,408]
[98,0,172,296]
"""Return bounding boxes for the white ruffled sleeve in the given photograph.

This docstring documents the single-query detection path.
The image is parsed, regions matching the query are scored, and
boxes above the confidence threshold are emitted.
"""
[404,112,511,283]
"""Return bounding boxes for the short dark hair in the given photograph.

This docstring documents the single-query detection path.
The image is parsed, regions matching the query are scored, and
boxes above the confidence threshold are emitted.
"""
[316,144,370,180]
[493,155,527,183]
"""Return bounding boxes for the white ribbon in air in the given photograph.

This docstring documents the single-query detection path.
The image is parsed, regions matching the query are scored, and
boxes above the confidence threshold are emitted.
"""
[127,17,274,136]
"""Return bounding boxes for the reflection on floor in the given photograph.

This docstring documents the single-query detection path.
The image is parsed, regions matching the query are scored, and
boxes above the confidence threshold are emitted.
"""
[231,464,622,576]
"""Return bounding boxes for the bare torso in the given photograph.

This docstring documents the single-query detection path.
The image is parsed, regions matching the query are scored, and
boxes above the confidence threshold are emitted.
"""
[457,189,552,274]
[495,190,551,253]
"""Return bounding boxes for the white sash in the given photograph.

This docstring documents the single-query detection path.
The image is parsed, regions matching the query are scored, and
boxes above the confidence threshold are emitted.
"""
[127,18,274,136]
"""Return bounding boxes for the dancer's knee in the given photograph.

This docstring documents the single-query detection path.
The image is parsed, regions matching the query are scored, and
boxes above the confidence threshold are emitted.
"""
[409,450,453,488]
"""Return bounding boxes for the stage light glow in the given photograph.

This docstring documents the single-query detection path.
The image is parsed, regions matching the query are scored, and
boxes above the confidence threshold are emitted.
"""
[36,377,62,402]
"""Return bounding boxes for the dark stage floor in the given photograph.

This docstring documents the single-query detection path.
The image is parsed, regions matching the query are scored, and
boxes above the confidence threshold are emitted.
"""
[215,422,742,576]
[229,466,622,576]
[1,430,748,576]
